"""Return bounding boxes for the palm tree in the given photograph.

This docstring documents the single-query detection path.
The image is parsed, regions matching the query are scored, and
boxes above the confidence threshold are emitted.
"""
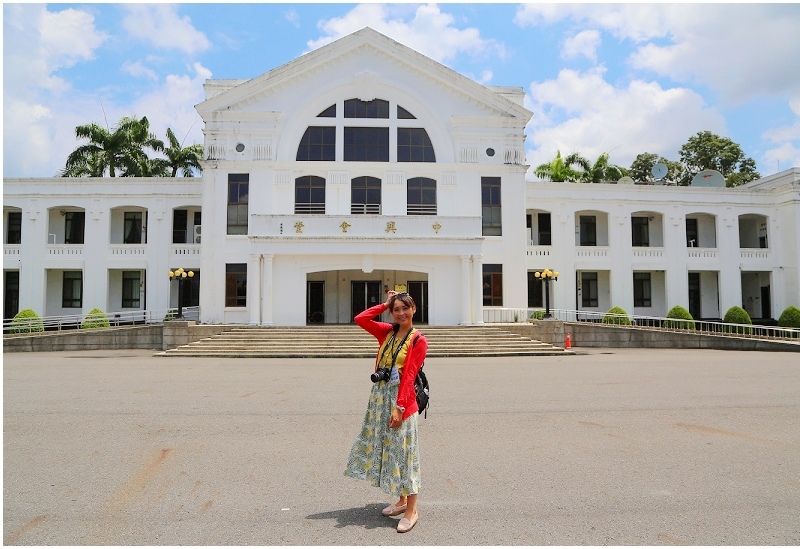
[534,151,589,182]
[62,116,163,177]
[580,152,625,183]
[161,128,204,177]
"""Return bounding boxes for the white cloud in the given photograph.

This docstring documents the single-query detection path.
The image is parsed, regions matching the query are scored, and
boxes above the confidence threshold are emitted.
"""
[122,61,158,81]
[515,4,800,104]
[561,30,601,63]
[122,4,210,55]
[761,96,800,171]
[284,9,301,28]
[525,68,726,176]
[308,3,507,66]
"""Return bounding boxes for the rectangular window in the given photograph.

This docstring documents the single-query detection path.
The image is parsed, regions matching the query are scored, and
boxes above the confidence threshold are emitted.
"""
[122,271,141,308]
[225,263,247,307]
[344,98,389,118]
[295,176,326,214]
[173,209,188,244]
[632,216,650,247]
[483,264,503,306]
[481,177,502,236]
[6,211,22,244]
[296,126,335,161]
[538,213,551,245]
[62,271,83,308]
[344,127,389,162]
[407,177,437,215]
[64,211,85,244]
[123,212,143,244]
[227,174,249,235]
[686,218,698,247]
[581,272,599,307]
[633,272,652,307]
[579,215,596,246]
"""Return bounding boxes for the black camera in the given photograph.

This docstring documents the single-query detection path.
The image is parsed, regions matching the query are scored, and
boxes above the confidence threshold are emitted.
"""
[371,367,391,383]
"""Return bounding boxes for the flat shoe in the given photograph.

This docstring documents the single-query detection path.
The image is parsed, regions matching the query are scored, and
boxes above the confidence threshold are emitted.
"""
[381,503,407,517]
[397,514,418,533]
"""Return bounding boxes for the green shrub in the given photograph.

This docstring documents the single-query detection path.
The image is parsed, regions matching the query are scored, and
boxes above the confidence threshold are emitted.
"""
[722,306,752,335]
[81,308,110,329]
[529,310,546,320]
[664,305,695,330]
[10,308,44,334]
[164,309,177,322]
[777,306,800,329]
[602,306,632,325]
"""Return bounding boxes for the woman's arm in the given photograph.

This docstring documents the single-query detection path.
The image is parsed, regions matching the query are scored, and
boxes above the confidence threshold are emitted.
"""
[354,303,393,341]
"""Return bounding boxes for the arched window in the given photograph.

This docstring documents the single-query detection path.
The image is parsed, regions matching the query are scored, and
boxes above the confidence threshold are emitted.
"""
[351,176,381,214]
[407,177,437,215]
[344,99,389,118]
[398,128,436,162]
[295,176,326,214]
[296,127,335,161]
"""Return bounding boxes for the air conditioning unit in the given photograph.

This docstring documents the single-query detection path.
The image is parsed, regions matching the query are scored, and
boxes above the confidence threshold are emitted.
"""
[193,225,202,244]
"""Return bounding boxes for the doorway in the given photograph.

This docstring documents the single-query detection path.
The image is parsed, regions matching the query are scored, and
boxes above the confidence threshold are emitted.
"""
[307,281,325,324]
[407,281,428,323]
[688,272,701,319]
[4,271,20,320]
[760,285,771,319]
[352,281,382,321]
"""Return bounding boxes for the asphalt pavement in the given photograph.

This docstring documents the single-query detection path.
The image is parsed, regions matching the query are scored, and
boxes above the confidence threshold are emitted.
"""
[3,347,799,545]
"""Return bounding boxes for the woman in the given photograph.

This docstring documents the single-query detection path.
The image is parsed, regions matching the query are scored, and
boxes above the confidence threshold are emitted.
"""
[345,290,428,533]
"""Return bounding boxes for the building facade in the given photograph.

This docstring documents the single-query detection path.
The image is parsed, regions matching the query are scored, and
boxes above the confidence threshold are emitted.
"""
[4,28,800,326]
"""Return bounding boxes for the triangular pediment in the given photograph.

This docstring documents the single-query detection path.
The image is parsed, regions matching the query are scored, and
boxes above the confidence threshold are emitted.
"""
[195,27,531,122]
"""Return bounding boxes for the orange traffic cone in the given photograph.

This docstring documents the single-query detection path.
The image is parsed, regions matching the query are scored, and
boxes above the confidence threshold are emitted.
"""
[565,332,572,349]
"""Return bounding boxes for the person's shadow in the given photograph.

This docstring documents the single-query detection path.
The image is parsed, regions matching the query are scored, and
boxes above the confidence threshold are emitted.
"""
[307,503,397,530]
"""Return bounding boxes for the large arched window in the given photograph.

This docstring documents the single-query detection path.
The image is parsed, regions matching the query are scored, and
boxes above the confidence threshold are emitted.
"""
[295,176,326,214]
[351,176,381,214]
[407,177,437,215]
[296,127,335,161]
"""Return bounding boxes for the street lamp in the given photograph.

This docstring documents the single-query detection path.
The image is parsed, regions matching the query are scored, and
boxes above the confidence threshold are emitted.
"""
[168,267,194,319]
[534,268,559,319]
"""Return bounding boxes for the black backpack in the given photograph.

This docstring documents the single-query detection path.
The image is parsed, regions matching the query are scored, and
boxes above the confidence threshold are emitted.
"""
[412,332,429,418]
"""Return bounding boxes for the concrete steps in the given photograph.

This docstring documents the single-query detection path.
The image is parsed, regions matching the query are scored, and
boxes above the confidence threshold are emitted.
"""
[157,325,573,358]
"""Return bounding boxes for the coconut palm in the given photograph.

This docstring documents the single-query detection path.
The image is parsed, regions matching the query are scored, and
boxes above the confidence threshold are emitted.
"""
[62,116,163,177]
[580,152,625,183]
[161,128,204,177]
[534,151,589,182]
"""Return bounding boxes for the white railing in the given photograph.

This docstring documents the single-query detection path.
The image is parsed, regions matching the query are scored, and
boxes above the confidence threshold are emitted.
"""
[3,306,200,334]
[484,307,800,341]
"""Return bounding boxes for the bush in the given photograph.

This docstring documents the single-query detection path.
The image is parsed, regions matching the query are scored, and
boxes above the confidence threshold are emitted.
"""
[81,307,110,329]
[664,305,695,330]
[777,306,800,329]
[529,310,546,320]
[10,308,44,333]
[722,306,752,335]
[164,309,177,322]
[602,306,632,325]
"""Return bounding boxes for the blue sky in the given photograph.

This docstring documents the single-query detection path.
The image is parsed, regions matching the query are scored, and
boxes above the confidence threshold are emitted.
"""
[4,3,800,179]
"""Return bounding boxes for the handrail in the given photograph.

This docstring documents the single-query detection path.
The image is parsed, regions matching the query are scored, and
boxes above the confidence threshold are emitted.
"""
[483,307,800,341]
[3,306,200,334]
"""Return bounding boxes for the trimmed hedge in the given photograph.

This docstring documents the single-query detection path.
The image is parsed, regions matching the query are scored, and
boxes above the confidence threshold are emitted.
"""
[81,308,111,329]
[602,306,632,325]
[10,308,44,333]
[529,310,546,320]
[777,306,800,329]
[664,305,695,330]
[723,306,752,335]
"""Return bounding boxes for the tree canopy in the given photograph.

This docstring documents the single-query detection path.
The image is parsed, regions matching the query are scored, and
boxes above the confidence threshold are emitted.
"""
[533,151,588,182]
[60,116,203,178]
[678,131,760,187]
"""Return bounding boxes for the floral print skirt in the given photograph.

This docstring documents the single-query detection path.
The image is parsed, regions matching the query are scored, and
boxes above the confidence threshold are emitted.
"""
[344,380,421,497]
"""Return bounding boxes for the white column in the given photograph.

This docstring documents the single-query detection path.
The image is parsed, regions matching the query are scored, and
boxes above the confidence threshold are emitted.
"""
[460,254,471,325]
[471,254,484,324]
[248,254,261,325]
[262,254,274,326]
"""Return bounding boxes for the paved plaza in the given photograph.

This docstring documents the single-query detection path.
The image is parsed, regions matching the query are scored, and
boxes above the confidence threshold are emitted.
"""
[3,347,799,545]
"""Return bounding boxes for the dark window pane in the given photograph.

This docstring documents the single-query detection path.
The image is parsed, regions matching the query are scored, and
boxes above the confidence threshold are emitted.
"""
[317,104,336,117]
[344,127,389,162]
[295,176,326,214]
[344,98,389,118]
[296,126,335,161]
[6,211,21,244]
[397,128,436,163]
[227,175,249,234]
[397,105,416,119]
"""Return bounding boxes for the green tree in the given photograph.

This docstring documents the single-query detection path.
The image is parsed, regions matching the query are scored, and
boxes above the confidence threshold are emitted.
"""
[534,150,589,182]
[678,131,760,187]
[628,153,684,184]
[580,152,625,183]
[160,128,204,177]
[61,116,163,177]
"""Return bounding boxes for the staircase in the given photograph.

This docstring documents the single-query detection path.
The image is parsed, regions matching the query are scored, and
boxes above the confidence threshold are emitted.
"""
[157,325,573,358]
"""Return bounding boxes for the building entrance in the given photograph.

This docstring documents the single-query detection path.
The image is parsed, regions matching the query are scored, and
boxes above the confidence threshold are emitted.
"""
[352,281,382,321]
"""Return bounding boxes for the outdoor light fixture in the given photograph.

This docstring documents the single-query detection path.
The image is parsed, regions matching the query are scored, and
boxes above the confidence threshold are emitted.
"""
[534,269,559,319]
[168,268,194,319]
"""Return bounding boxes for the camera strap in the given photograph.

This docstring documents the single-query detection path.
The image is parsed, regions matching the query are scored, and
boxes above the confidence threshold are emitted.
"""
[376,327,415,370]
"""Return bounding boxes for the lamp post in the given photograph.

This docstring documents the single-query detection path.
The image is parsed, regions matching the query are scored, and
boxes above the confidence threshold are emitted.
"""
[168,268,194,319]
[534,268,559,319]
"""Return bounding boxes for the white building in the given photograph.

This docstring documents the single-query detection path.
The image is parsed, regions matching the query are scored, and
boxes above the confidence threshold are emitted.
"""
[4,28,799,326]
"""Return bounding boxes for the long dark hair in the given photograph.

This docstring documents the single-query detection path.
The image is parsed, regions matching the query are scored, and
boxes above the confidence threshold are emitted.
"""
[389,292,416,311]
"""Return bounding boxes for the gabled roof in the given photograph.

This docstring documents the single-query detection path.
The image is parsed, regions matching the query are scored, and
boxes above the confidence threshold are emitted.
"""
[195,27,532,122]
